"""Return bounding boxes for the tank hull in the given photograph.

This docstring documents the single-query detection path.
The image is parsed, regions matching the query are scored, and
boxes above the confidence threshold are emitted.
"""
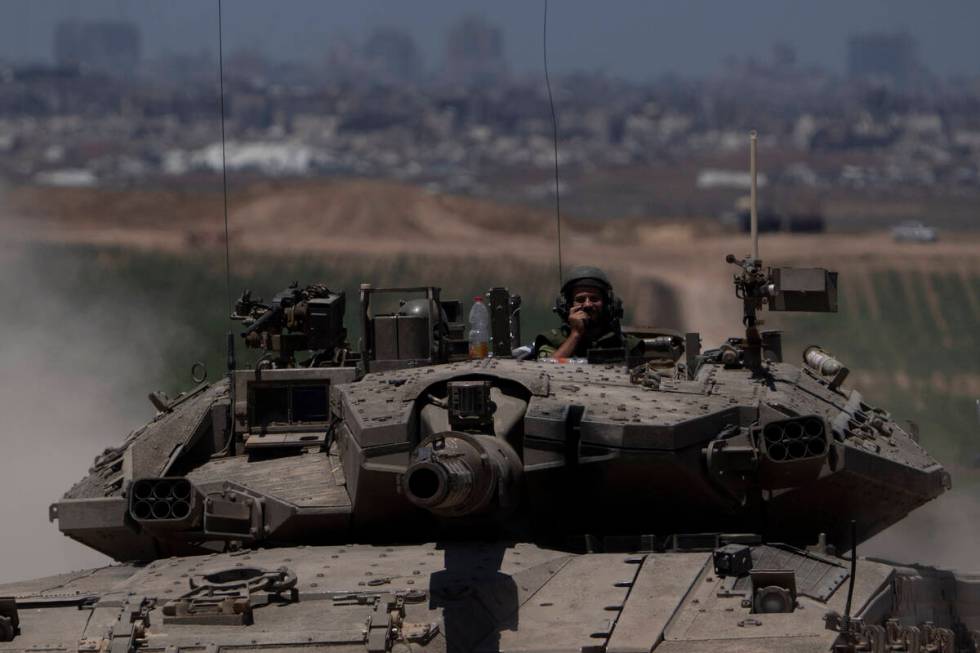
[2,541,977,652]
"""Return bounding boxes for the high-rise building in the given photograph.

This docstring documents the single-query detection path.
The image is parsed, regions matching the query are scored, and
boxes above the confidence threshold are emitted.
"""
[54,20,141,78]
[444,15,508,84]
[363,27,423,84]
[847,33,918,88]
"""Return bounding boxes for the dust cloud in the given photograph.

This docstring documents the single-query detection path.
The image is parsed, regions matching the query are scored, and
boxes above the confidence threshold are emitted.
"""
[863,486,980,572]
[0,208,190,583]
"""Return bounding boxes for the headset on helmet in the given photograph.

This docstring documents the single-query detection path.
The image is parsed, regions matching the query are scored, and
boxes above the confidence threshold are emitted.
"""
[553,265,623,326]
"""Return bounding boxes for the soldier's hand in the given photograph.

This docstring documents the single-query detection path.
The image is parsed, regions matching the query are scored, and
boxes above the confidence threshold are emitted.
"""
[567,306,592,335]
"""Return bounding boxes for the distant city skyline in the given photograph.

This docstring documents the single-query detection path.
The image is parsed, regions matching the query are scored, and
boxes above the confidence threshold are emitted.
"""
[3,1,980,80]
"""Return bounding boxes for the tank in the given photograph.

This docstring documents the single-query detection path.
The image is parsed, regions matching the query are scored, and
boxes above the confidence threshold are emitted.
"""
[2,238,978,653]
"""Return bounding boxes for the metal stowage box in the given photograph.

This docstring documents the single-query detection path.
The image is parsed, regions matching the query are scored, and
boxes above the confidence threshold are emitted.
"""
[713,543,753,577]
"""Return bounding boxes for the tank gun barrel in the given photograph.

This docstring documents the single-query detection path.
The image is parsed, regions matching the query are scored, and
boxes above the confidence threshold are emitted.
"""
[402,432,522,518]
[241,303,282,338]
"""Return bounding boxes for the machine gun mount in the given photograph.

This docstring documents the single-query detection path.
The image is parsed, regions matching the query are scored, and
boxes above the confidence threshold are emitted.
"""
[232,283,348,368]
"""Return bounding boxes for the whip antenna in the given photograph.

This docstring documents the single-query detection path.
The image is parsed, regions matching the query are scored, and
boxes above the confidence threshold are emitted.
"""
[749,129,759,260]
[543,0,563,286]
[216,0,236,379]
[749,130,759,260]
[217,0,232,316]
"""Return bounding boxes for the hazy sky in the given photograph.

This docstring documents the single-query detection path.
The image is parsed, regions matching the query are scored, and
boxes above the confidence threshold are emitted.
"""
[2,1,980,80]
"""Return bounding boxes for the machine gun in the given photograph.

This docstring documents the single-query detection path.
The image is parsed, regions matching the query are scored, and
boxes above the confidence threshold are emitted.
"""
[723,133,838,374]
[725,254,838,372]
[232,283,348,367]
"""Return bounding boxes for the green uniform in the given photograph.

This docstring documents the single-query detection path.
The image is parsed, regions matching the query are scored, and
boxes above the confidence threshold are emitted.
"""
[533,324,640,360]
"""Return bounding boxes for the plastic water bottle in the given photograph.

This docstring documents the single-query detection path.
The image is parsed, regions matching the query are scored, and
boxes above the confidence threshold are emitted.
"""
[468,296,490,359]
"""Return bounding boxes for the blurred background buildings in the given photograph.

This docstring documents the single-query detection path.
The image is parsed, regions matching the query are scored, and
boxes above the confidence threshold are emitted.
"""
[0,12,979,223]
[53,19,141,78]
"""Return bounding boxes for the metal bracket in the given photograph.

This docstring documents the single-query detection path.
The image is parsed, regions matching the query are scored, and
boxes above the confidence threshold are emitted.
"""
[202,483,265,541]
[162,566,297,626]
[106,595,153,653]
[363,592,439,652]
[447,380,495,433]
[685,332,701,380]
[487,287,520,357]
[365,593,401,653]
[826,612,956,653]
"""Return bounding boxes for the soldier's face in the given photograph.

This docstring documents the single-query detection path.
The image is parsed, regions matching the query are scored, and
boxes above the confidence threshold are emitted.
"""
[570,286,604,319]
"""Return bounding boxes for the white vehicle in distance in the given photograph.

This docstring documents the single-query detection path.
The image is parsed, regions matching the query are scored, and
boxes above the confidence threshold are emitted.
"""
[891,221,938,242]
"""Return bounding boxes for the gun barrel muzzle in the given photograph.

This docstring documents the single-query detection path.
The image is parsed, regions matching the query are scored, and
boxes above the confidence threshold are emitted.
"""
[402,432,522,518]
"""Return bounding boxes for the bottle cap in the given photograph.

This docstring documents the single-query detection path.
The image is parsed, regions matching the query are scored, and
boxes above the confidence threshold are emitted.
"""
[473,296,483,302]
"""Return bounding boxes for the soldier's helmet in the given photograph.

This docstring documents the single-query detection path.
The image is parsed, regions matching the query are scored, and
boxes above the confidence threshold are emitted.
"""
[560,266,613,298]
[554,266,622,323]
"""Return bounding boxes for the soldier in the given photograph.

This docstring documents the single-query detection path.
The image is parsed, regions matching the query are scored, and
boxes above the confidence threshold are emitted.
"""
[534,266,635,360]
